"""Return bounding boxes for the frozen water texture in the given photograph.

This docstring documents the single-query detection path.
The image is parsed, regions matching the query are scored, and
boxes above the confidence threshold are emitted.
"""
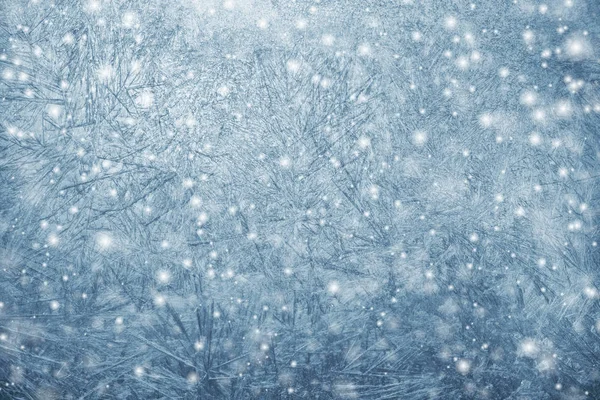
[0,0,600,398]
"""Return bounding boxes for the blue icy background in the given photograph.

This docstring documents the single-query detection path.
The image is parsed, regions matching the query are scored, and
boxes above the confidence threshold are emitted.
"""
[1,0,600,398]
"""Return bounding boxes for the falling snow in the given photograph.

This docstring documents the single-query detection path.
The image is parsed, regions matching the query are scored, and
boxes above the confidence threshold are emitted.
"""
[1,0,600,399]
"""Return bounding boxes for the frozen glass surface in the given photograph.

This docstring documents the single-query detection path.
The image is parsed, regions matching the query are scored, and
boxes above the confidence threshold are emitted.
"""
[0,0,599,398]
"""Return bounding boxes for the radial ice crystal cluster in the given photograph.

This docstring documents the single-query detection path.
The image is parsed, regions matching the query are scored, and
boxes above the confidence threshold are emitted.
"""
[1,0,600,398]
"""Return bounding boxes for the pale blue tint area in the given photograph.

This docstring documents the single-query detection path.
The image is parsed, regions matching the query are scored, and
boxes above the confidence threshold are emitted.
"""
[0,0,599,398]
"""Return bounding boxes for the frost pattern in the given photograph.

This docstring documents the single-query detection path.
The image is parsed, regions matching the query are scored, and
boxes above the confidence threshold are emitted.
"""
[1,0,600,399]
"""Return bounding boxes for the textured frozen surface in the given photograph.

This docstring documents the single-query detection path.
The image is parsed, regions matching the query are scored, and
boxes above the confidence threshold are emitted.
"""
[1,0,600,398]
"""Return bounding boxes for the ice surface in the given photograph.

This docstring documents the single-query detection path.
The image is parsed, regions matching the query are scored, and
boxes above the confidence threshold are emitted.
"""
[0,0,599,398]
